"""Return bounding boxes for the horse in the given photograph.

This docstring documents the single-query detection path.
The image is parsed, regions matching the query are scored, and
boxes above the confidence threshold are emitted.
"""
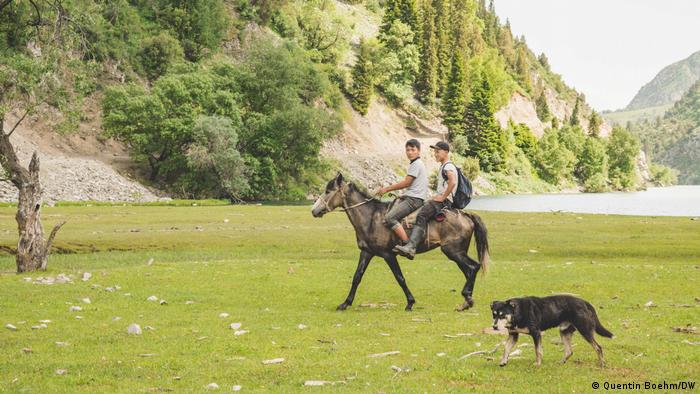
[311,173,490,311]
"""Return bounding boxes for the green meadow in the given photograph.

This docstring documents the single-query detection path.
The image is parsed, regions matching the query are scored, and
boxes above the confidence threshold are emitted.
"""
[1,205,698,392]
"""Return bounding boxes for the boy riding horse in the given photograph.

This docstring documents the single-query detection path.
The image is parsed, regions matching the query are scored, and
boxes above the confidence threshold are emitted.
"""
[394,141,457,260]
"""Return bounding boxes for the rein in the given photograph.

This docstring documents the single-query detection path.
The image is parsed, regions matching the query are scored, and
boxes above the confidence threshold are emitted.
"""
[318,186,374,213]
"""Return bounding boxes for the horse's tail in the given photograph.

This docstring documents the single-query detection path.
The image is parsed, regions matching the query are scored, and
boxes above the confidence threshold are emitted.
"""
[465,212,490,276]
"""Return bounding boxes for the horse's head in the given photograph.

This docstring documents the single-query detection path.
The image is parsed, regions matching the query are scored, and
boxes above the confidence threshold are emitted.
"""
[311,173,348,218]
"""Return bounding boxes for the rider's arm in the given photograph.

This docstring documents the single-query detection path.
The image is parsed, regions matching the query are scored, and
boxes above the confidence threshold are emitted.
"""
[434,170,456,202]
[378,175,414,195]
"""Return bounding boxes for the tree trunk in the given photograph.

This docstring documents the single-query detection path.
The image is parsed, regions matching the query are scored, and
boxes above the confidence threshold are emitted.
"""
[0,118,65,273]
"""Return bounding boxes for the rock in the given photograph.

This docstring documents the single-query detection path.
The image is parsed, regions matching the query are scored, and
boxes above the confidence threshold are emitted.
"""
[206,383,219,390]
[147,296,158,302]
[55,342,69,346]
[55,369,68,375]
[219,313,230,318]
[70,306,82,312]
[234,330,249,336]
[147,258,154,266]
[31,324,47,330]
[127,324,142,335]
[159,299,167,305]
[297,324,307,330]
[21,348,32,354]
[232,385,242,391]
[229,323,242,330]
[75,316,83,320]
[304,381,332,386]
[368,351,400,358]
[82,298,91,304]
[262,358,284,365]
[436,352,446,357]
[5,324,18,331]
[23,277,32,282]
[81,272,92,281]
[105,287,115,292]
[644,300,656,308]
[144,326,155,331]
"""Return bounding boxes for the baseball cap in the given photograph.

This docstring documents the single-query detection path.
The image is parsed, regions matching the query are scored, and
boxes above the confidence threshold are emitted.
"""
[429,141,450,151]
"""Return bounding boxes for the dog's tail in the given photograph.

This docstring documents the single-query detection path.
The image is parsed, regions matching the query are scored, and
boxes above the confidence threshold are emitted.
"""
[589,303,614,338]
[465,212,490,276]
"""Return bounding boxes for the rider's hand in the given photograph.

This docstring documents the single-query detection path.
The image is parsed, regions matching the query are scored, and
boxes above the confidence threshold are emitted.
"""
[433,195,446,203]
[375,187,385,196]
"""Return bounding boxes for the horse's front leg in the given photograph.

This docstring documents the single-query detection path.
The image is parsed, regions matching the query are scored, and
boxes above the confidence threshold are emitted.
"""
[337,250,373,311]
[383,253,416,311]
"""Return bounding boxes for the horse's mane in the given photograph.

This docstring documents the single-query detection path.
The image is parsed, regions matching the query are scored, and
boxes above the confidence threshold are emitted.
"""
[347,182,389,207]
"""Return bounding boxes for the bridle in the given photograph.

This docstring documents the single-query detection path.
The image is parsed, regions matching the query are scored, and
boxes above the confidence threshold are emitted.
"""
[317,184,373,213]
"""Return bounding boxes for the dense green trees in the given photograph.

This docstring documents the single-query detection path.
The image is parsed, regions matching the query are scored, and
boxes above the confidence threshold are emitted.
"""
[464,76,507,172]
[103,37,341,199]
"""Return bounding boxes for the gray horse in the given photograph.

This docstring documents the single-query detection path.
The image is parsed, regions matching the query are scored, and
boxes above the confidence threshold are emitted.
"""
[311,173,490,311]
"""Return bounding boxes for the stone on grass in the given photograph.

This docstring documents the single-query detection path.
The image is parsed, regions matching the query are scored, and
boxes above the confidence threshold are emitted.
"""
[147,296,158,302]
[127,324,142,335]
[81,272,92,281]
[55,369,67,375]
[82,298,91,304]
[70,306,82,312]
[368,351,400,358]
[229,323,242,330]
[232,385,241,391]
[207,383,219,390]
[21,348,32,354]
[159,299,167,305]
[262,358,284,365]
[297,324,307,330]
[5,324,18,331]
[55,342,69,346]
[219,313,230,318]
[234,330,249,336]
[39,320,51,324]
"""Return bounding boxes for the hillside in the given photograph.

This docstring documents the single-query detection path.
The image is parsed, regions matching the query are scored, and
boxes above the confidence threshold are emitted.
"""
[626,50,700,111]
[629,79,700,184]
[1,0,652,202]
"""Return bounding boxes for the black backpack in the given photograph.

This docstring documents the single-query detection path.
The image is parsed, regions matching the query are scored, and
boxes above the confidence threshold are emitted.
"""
[440,161,473,209]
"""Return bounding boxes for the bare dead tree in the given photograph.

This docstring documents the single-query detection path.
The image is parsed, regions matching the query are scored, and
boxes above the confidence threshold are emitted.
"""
[0,115,65,273]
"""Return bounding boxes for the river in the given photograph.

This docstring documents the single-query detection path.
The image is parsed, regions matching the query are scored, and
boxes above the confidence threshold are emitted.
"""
[468,185,700,217]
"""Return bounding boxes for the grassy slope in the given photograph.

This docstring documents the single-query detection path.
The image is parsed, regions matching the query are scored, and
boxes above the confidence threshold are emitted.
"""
[0,205,698,392]
[602,104,672,125]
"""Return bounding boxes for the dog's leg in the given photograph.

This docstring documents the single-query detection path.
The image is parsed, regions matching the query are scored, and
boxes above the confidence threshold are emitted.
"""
[580,328,605,367]
[560,327,575,363]
[532,330,543,366]
[499,333,519,366]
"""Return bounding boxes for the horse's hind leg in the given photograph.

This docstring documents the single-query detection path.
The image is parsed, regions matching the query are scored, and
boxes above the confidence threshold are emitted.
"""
[338,250,373,311]
[384,254,416,311]
[442,243,480,311]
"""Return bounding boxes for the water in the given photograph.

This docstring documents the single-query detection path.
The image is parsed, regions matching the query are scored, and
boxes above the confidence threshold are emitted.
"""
[468,186,700,217]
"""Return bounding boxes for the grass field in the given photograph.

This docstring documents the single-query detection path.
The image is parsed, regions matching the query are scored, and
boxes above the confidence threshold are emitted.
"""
[1,205,699,392]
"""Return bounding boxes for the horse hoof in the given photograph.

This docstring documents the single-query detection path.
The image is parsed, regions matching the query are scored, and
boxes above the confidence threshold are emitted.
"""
[336,303,348,311]
[405,302,415,311]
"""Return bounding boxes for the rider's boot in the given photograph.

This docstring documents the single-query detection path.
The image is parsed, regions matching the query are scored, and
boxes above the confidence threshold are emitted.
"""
[393,225,425,260]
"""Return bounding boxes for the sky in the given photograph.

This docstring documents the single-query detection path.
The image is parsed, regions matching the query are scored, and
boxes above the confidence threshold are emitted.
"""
[494,0,700,111]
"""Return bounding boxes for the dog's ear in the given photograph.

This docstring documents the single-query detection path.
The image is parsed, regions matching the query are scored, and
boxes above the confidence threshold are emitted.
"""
[335,172,344,185]
[490,301,498,311]
[508,300,520,318]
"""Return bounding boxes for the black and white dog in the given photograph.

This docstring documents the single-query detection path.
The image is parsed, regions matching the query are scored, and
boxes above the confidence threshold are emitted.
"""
[491,295,614,367]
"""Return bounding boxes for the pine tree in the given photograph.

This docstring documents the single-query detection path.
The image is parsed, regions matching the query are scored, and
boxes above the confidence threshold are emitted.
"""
[537,52,550,70]
[515,45,531,93]
[434,0,451,95]
[441,54,468,137]
[535,87,551,122]
[380,0,401,35]
[570,96,581,126]
[588,110,602,137]
[417,3,438,102]
[464,75,507,172]
[351,39,375,115]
